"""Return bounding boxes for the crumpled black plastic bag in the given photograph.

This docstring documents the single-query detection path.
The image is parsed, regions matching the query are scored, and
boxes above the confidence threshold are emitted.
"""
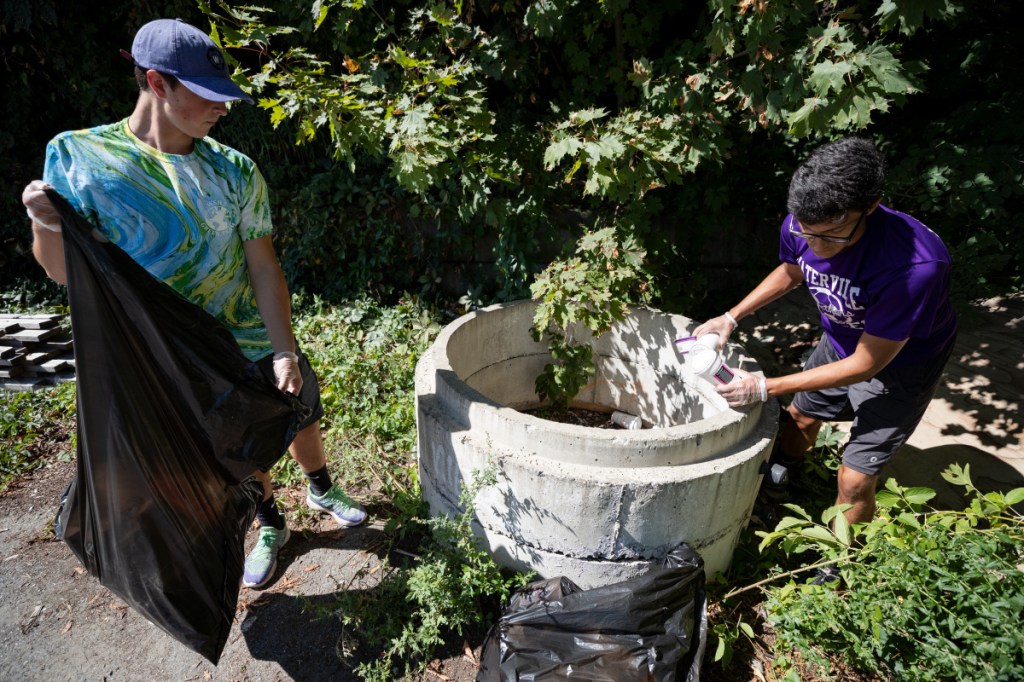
[478,545,708,681]
[47,189,309,663]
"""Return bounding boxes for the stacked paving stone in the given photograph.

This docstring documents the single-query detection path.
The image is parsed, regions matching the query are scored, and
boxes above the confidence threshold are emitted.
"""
[0,313,75,392]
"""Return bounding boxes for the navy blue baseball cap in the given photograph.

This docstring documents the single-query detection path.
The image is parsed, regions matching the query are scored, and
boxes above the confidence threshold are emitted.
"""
[127,18,253,104]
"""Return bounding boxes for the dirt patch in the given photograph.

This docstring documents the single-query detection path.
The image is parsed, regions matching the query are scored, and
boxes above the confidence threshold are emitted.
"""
[522,405,623,428]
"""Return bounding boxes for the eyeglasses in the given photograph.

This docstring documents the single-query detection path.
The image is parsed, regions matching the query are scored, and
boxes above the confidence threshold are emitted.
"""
[789,211,866,244]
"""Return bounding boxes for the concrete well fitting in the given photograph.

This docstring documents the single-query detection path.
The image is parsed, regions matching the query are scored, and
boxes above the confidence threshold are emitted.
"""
[415,300,778,587]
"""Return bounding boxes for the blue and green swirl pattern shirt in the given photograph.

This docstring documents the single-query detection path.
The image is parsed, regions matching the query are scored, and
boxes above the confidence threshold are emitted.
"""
[44,119,274,360]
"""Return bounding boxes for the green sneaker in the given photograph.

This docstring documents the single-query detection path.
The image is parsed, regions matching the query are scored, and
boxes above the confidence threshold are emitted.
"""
[306,485,367,528]
[242,525,290,588]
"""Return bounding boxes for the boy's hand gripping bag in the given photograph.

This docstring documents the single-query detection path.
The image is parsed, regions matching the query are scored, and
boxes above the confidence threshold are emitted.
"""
[477,545,708,681]
[47,189,310,663]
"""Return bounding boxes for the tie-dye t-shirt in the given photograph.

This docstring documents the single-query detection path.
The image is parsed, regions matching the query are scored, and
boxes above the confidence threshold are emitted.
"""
[43,119,273,360]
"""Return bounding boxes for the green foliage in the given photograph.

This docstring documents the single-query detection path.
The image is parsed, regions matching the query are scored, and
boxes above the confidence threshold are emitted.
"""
[0,278,67,311]
[333,468,531,681]
[529,225,651,410]
[797,421,846,489]
[265,300,525,678]
[289,295,440,493]
[293,295,438,444]
[6,1,1020,307]
[814,421,846,454]
[0,381,77,491]
[885,133,1022,306]
[874,0,962,36]
[759,464,1024,681]
[273,160,429,300]
[710,613,755,667]
[195,0,1013,310]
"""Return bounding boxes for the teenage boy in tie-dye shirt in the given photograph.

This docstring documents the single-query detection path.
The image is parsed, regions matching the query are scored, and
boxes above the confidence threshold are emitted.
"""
[22,19,366,589]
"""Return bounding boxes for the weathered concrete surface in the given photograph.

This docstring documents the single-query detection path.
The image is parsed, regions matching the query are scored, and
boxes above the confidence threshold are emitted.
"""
[416,301,778,587]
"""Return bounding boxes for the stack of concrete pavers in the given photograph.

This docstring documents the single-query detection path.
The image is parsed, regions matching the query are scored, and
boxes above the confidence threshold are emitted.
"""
[0,313,75,392]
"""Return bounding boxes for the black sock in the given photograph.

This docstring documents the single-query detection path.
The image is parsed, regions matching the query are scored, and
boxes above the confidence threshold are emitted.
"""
[256,495,285,530]
[305,466,333,497]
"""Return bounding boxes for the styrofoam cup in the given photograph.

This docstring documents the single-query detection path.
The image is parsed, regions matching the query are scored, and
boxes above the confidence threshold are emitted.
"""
[688,344,735,385]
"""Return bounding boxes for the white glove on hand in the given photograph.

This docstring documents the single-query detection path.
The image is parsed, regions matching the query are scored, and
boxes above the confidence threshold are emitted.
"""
[273,351,303,395]
[22,181,62,232]
[692,313,737,350]
[717,368,767,407]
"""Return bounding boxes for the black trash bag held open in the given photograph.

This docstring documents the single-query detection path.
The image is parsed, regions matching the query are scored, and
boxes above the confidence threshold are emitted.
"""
[48,189,309,663]
[478,545,708,681]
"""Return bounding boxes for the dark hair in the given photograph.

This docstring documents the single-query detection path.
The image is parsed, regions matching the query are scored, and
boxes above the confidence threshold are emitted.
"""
[786,137,885,224]
[134,66,179,91]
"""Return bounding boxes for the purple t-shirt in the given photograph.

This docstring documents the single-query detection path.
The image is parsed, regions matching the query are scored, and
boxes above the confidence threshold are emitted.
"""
[779,204,957,367]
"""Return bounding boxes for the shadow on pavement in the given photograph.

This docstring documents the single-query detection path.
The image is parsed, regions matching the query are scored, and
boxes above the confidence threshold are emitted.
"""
[239,590,360,682]
[887,443,1024,511]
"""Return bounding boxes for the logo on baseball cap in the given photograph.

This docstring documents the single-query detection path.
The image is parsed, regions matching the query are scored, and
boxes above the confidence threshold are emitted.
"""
[126,18,254,104]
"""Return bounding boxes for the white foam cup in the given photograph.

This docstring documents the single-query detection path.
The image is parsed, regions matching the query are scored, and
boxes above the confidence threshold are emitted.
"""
[688,343,735,385]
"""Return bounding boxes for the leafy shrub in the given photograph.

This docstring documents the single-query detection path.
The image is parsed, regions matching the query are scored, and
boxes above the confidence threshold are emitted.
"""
[272,160,433,301]
[6,1,1021,310]
[529,225,651,410]
[199,0,1022,312]
[329,468,531,682]
[294,295,438,443]
[287,295,440,495]
[0,381,76,491]
[707,421,848,667]
[759,465,1024,681]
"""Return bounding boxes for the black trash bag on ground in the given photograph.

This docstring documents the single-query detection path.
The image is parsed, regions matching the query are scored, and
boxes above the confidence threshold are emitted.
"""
[478,545,708,681]
[47,189,309,663]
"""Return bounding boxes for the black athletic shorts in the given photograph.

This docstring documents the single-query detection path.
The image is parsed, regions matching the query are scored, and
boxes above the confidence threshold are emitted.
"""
[791,334,955,476]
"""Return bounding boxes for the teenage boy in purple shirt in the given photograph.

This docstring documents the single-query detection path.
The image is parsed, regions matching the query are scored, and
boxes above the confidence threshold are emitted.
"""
[695,137,957,528]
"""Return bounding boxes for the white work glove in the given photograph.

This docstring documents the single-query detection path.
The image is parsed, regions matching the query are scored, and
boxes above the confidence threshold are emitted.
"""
[22,180,62,232]
[717,368,767,407]
[693,312,738,351]
[273,351,303,395]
